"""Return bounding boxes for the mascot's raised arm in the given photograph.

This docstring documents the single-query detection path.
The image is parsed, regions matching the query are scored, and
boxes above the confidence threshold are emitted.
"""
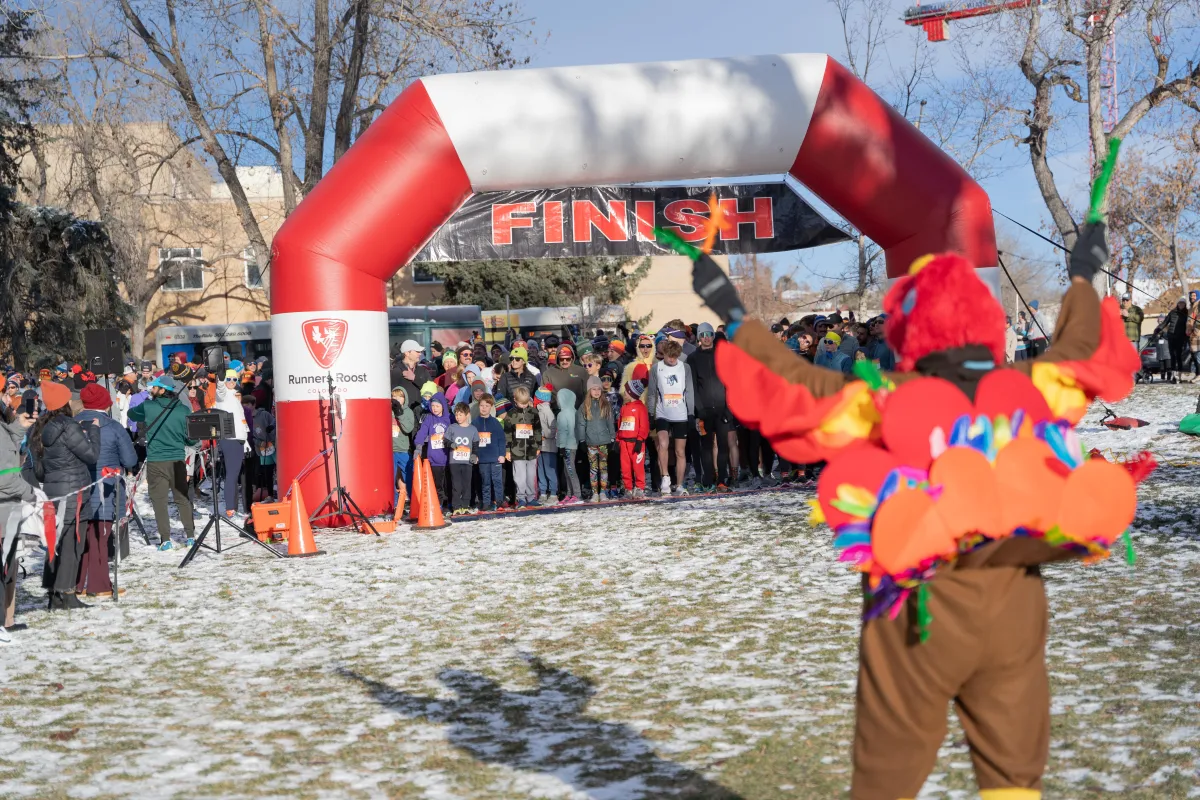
[686,218,1150,800]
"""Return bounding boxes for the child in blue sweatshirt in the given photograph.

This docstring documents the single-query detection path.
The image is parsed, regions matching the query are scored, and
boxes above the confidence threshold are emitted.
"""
[413,391,450,508]
[473,393,507,511]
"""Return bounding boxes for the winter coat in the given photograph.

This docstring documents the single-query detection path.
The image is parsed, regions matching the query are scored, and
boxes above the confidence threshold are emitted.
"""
[1164,306,1190,341]
[576,396,616,446]
[31,413,101,517]
[688,345,725,418]
[127,395,195,462]
[504,403,542,460]
[495,368,540,404]
[555,389,579,450]
[390,362,433,410]
[544,364,588,408]
[413,392,451,466]
[473,414,506,463]
[1123,304,1145,342]
[391,389,416,453]
[253,408,277,463]
[536,402,558,454]
[75,410,138,520]
[0,416,35,507]
[815,347,852,375]
[214,381,249,440]
[644,361,695,419]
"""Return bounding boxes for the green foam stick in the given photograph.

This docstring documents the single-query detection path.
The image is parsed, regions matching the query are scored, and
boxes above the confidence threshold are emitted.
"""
[853,359,887,390]
[1086,137,1122,224]
[1122,528,1136,566]
[916,584,934,644]
[653,226,701,260]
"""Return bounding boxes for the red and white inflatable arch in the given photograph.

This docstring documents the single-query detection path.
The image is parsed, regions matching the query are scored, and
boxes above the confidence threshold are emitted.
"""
[270,53,997,523]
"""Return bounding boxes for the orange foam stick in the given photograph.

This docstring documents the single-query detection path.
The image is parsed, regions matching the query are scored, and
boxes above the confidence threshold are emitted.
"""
[700,192,738,254]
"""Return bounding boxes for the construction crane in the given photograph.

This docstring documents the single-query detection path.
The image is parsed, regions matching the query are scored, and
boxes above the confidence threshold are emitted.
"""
[902,1,1118,137]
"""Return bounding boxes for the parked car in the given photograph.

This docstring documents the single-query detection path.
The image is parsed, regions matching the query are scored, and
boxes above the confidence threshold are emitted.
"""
[1136,333,1171,383]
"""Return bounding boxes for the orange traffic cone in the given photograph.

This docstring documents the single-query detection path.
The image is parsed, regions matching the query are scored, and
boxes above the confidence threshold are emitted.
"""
[409,455,424,522]
[414,457,449,530]
[286,479,325,557]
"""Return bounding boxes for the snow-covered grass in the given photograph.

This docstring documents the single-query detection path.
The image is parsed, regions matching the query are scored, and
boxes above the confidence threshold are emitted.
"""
[2,383,1200,799]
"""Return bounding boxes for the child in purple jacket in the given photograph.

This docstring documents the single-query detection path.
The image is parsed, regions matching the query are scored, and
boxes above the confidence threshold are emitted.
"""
[413,391,451,508]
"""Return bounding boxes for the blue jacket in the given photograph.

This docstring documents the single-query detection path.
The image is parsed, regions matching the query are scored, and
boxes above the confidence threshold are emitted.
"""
[76,410,138,520]
[472,414,506,464]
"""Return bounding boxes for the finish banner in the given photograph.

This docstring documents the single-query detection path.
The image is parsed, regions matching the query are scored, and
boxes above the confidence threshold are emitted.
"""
[412,183,849,262]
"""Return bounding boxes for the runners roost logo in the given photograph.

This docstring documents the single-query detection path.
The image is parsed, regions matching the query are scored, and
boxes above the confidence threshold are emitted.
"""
[301,318,348,369]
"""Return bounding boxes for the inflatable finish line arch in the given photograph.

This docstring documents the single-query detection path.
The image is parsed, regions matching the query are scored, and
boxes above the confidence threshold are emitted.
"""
[270,53,998,523]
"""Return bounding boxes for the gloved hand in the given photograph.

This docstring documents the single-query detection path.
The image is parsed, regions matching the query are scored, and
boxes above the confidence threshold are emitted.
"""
[693,253,745,324]
[1069,221,1108,283]
[633,440,643,455]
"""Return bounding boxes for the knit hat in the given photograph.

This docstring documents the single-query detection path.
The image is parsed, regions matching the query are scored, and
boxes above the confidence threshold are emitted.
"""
[494,395,512,416]
[41,380,72,412]
[39,368,51,380]
[170,362,194,383]
[608,340,625,355]
[80,382,112,410]
[558,344,574,359]
[631,363,649,382]
[55,362,69,372]
[586,376,603,392]
[443,352,458,367]
[823,331,842,345]
[576,339,594,356]
[535,385,553,403]
[420,380,438,398]
[471,378,486,391]
[510,346,528,361]
[697,322,715,336]
[626,379,645,399]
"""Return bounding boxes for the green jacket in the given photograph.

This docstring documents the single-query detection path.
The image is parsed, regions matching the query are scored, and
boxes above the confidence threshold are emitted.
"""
[1123,304,1144,342]
[127,395,196,462]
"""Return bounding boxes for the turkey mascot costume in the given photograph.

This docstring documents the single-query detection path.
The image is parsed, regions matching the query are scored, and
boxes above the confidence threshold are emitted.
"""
[690,222,1148,800]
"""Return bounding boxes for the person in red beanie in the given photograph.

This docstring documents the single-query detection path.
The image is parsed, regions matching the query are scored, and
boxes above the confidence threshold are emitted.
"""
[75,383,137,598]
[688,223,1143,800]
[30,380,100,610]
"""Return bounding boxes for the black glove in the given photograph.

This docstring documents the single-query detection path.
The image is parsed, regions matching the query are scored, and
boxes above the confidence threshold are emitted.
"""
[633,440,643,455]
[1069,221,1108,283]
[693,253,745,324]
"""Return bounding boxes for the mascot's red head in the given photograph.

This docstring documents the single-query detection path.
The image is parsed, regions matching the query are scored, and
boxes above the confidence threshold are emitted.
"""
[882,253,1006,372]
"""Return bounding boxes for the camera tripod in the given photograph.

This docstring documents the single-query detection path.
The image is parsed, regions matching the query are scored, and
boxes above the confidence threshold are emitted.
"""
[309,373,379,536]
[180,435,284,568]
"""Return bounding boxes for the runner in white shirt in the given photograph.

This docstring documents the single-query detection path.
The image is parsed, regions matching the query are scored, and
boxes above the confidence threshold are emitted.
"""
[644,339,695,496]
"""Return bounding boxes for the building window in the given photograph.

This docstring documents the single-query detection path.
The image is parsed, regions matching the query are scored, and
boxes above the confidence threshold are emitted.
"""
[159,248,204,291]
[244,247,264,289]
[411,263,443,284]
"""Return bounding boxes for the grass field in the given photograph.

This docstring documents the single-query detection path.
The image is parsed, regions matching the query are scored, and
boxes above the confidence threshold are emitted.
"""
[2,384,1199,799]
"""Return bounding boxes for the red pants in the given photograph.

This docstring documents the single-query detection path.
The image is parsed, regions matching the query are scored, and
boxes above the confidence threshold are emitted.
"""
[618,440,645,490]
[76,520,113,596]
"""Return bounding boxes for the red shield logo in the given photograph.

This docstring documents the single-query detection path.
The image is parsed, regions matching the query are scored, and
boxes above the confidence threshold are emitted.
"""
[301,318,348,370]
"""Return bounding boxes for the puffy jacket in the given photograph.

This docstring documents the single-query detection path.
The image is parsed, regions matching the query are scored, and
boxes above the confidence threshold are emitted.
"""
[555,389,579,450]
[504,403,541,460]
[576,396,616,445]
[214,381,249,440]
[544,364,588,408]
[127,395,195,462]
[0,415,35,506]
[31,413,100,514]
[495,368,539,403]
[536,402,557,454]
[76,410,138,520]
[1164,306,1189,340]
[688,345,725,418]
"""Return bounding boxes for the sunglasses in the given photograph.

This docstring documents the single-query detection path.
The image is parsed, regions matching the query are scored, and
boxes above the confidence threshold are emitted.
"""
[224,378,237,383]
[699,333,714,339]
[638,344,653,350]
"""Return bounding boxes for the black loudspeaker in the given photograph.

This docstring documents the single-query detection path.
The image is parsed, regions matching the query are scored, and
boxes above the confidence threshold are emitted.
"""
[85,328,124,376]
[204,346,224,374]
[187,409,236,440]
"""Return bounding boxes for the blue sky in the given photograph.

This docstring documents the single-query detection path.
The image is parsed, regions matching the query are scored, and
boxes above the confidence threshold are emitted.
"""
[516,0,1088,287]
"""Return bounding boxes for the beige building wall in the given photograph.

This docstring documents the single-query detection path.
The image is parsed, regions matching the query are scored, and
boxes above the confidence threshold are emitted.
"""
[21,122,732,355]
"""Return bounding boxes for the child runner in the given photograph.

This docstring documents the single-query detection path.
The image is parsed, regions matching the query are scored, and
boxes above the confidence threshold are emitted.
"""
[447,402,479,516]
[601,366,623,496]
[473,394,506,512]
[617,366,650,498]
[413,391,450,509]
[503,386,541,507]
[555,388,582,503]
[391,386,416,508]
[535,385,559,505]
[576,377,615,501]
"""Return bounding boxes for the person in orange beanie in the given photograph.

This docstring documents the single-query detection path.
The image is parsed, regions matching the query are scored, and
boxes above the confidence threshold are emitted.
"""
[688,222,1146,800]
[31,380,100,610]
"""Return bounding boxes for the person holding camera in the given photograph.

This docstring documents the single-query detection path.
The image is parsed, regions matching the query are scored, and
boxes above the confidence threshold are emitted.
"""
[213,369,251,518]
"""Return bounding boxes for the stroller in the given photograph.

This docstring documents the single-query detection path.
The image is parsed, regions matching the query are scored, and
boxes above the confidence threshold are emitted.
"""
[1135,333,1172,383]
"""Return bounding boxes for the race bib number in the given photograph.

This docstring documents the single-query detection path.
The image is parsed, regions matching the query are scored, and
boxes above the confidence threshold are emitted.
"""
[392,424,400,436]
[515,423,533,439]
[478,432,491,447]
[430,433,444,449]
[664,393,683,408]
[620,417,636,431]
[453,445,471,462]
